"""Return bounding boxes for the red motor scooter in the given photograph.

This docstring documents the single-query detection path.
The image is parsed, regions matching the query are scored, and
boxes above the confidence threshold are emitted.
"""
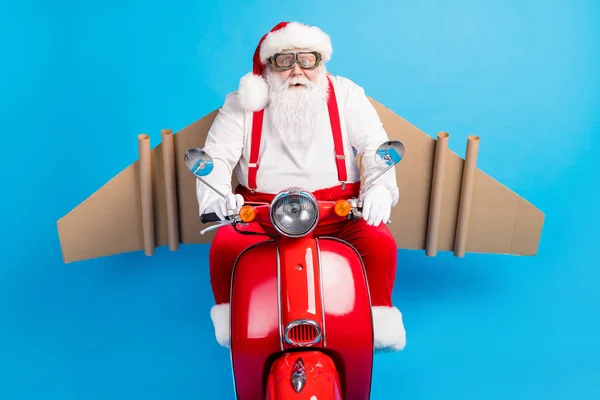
[184,140,404,400]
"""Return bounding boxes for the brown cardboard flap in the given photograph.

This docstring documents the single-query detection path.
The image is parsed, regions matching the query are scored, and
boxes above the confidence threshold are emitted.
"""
[56,160,145,262]
[57,97,544,263]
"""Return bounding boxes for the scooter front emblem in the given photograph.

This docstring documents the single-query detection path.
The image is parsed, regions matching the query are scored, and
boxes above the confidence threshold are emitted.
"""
[291,357,306,393]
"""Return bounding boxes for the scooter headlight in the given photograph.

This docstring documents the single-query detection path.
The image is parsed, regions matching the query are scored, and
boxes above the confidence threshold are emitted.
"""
[270,188,319,237]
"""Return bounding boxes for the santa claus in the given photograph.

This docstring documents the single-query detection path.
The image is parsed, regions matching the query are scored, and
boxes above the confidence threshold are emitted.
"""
[196,21,406,351]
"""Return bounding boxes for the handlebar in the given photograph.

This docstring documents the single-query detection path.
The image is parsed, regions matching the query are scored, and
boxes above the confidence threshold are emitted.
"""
[200,212,221,224]
[200,199,362,226]
[196,198,387,236]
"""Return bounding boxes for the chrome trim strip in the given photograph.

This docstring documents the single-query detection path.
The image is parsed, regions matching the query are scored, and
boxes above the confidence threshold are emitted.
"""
[315,238,327,347]
[276,243,284,351]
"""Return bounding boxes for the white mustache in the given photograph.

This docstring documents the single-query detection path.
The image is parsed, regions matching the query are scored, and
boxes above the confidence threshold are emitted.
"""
[286,76,310,86]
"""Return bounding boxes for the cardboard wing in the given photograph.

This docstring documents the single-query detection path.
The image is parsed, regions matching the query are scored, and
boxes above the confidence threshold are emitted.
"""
[56,98,544,263]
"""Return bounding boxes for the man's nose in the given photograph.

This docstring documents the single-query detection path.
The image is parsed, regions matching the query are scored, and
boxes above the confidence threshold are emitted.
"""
[290,63,303,75]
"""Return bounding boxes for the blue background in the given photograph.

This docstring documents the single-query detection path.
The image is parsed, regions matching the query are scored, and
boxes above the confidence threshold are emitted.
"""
[1,0,598,398]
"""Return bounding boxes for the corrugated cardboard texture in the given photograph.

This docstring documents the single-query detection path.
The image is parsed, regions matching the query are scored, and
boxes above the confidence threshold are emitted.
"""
[57,98,544,263]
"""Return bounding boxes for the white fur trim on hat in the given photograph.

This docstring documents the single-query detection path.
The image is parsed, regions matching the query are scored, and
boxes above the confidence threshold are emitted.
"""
[210,303,231,348]
[259,22,333,63]
[372,305,406,351]
[238,72,269,112]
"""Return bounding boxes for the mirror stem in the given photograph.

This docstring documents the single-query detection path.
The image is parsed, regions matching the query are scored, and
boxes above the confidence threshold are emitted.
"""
[360,164,395,195]
[194,176,229,201]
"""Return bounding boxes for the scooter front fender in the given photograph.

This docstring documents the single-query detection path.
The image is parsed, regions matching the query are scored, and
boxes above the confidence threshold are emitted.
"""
[265,351,342,400]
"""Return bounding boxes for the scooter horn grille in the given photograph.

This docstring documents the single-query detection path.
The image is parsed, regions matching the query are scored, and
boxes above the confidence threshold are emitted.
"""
[284,320,322,346]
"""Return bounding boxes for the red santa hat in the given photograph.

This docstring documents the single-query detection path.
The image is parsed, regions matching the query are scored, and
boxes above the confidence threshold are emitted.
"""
[237,21,333,112]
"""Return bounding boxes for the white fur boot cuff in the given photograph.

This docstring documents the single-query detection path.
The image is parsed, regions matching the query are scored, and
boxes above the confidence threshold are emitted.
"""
[372,305,406,351]
[210,303,231,348]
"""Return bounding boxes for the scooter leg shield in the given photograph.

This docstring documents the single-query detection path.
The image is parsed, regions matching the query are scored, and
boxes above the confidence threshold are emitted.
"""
[265,351,343,400]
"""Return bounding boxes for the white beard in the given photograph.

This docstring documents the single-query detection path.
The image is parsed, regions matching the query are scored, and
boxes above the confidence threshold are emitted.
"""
[265,67,330,152]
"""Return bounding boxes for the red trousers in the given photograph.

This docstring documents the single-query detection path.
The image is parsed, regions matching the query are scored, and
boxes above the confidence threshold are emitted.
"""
[208,184,398,307]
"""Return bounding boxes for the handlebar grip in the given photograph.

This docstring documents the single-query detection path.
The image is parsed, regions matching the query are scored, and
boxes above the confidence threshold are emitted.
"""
[200,212,221,224]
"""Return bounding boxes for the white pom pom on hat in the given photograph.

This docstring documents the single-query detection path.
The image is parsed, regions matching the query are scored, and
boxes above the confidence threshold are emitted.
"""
[237,21,333,112]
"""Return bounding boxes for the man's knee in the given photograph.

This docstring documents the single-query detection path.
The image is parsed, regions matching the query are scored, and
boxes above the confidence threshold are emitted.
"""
[208,227,247,304]
[367,223,397,245]
[361,222,397,255]
[209,227,233,259]
[375,224,398,255]
[209,227,244,270]
[339,220,397,262]
[209,226,266,269]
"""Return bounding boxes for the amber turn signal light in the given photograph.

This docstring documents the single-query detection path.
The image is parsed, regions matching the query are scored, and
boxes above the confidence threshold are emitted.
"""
[334,200,351,217]
[239,205,256,222]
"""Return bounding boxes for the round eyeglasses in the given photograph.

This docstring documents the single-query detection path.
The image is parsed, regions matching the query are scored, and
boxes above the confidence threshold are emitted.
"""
[268,51,322,71]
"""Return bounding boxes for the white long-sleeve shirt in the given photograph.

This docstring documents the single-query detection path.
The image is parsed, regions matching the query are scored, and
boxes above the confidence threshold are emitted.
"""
[196,75,399,214]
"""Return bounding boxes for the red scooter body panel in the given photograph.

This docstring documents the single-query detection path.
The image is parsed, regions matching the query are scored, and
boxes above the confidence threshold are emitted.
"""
[230,235,373,400]
[317,237,374,400]
[230,240,281,400]
[265,351,343,399]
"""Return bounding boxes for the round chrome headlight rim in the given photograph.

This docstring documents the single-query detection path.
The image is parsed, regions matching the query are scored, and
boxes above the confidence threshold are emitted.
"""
[269,188,320,238]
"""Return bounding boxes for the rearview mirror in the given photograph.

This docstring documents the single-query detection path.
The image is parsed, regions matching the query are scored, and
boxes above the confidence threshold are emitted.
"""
[184,148,214,178]
[361,140,405,194]
[375,140,405,166]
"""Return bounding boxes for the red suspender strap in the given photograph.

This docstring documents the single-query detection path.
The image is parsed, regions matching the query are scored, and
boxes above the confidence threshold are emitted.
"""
[326,76,348,187]
[247,109,264,191]
[246,77,347,192]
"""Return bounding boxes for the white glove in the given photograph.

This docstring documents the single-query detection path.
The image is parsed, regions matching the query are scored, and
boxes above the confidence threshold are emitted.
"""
[361,184,392,226]
[206,193,244,221]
